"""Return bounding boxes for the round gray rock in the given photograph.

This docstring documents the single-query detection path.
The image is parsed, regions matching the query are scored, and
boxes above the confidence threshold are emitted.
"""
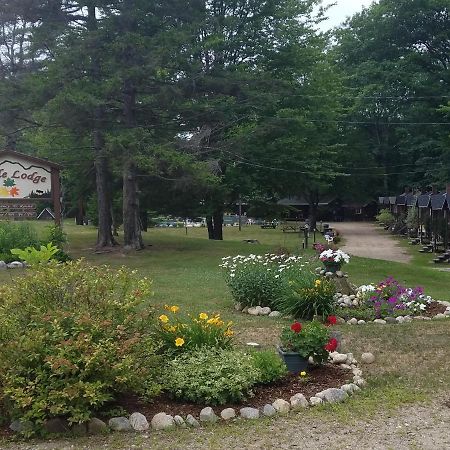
[88,418,107,435]
[269,311,281,318]
[290,393,309,410]
[173,415,186,427]
[151,412,175,430]
[309,396,323,406]
[361,352,375,364]
[322,388,348,403]
[220,408,236,421]
[272,398,290,414]
[239,407,260,419]
[186,414,200,428]
[130,412,149,431]
[262,404,277,417]
[109,417,132,432]
[199,407,218,423]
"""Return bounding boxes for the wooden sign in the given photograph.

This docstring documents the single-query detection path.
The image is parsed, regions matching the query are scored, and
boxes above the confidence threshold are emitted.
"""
[0,150,62,224]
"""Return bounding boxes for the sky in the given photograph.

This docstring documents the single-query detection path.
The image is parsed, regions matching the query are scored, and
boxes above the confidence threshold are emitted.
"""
[319,0,377,30]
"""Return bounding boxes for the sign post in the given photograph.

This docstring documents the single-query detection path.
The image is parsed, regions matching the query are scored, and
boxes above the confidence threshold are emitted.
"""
[0,150,62,225]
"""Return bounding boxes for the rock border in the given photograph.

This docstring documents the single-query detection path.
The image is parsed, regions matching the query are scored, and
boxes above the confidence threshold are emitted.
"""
[0,260,26,269]
[9,353,367,436]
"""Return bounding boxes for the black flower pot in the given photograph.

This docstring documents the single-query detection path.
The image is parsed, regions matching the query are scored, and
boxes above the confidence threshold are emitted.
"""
[277,346,308,374]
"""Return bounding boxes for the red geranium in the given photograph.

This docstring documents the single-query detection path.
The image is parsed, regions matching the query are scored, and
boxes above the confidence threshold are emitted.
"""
[324,337,338,352]
[326,315,337,326]
[290,322,302,333]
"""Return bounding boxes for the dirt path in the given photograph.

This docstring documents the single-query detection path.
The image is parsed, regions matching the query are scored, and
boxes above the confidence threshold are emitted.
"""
[332,222,412,264]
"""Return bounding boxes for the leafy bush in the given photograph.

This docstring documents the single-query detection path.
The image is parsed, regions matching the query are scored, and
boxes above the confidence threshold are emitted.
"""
[376,209,395,226]
[45,225,67,249]
[165,347,260,405]
[0,222,39,261]
[220,254,307,308]
[0,260,161,433]
[10,243,59,265]
[252,350,287,384]
[155,307,234,354]
[275,271,336,320]
[279,321,332,364]
[406,207,419,231]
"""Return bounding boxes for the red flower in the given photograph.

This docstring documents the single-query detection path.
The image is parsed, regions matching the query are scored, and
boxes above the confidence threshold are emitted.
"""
[290,322,302,333]
[326,315,337,326]
[325,338,338,352]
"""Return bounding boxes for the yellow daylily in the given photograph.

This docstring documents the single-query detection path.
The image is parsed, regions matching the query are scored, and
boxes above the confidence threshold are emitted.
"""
[224,329,234,337]
[175,337,185,347]
[159,314,169,323]
[167,326,177,332]
[199,313,208,320]
[315,279,321,287]
[300,371,307,377]
[170,305,180,313]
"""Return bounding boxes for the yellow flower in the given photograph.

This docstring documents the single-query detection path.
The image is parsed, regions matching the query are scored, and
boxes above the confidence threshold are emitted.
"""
[167,326,177,332]
[224,329,234,337]
[315,279,321,287]
[175,337,185,347]
[159,314,169,323]
[207,317,218,325]
[300,371,307,377]
[170,305,179,313]
[199,313,208,320]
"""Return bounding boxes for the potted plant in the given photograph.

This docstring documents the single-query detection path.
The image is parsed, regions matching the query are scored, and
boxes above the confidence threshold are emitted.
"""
[319,249,350,273]
[278,321,337,374]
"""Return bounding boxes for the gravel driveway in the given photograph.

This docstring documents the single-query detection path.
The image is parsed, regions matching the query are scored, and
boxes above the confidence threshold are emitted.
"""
[332,222,411,263]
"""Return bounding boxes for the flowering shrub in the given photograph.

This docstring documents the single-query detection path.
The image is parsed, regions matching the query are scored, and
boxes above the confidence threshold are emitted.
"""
[367,277,432,318]
[0,261,161,434]
[165,347,260,405]
[220,254,307,308]
[275,271,336,320]
[319,249,350,265]
[155,306,234,354]
[279,321,333,364]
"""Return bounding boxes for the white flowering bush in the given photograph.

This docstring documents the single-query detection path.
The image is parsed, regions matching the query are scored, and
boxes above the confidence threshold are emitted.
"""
[319,249,350,265]
[220,254,307,308]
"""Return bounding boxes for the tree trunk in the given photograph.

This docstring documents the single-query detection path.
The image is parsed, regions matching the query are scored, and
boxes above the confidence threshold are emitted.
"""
[123,159,144,250]
[206,215,214,239]
[308,202,318,231]
[87,5,116,248]
[212,208,223,240]
[122,78,143,249]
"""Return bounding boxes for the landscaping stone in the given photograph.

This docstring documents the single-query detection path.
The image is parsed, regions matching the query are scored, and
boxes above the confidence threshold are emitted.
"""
[325,272,333,277]
[239,407,260,419]
[361,352,375,364]
[433,313,446,320]
[269,310,281,318]
[130,412,149,431]
[248,306,262,316]
[350,383,361,392]
[357,320,366,325]
[403,315,413,322]
[0,261,7,269]
[354,377,367,387]
[272,398,290,414]
[336,316,346,324]
[87,418,107,435]
[109,417,132,432]
[373,319,387,324]
[71,423,87,436]
[340,363,352,370]
[199,407,218,423]
[385,317,397,324]
[290,393,309,410]
[352,368,363,377]
[260,306,271,315]
[220,408,236,421]
[336,270,344,278]
[347,318,358,325]
[44,418,70,434]
[242,306,249,313]
[9,419,33,434]
[396,316,405,323]
[151,413,175,430]
[309,397,323,406]
[186,414,200,428]
[174,415,186,427]
[262,404,277,417]
[7,261,23,269]
[330,352,347,364]
[321,388,348,403]
[341,384,356,394]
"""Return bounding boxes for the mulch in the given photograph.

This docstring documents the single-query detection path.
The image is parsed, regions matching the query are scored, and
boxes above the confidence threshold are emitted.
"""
[423,301,447,317]
[114,364,351,419]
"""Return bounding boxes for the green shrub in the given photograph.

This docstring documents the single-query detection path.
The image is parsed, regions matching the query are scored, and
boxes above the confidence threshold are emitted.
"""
[155,307,234,354]
[252,350,287,384]
[376,209,395,226]
[0,222,39,259]
[45,225,67,249]
[165,347,260,405]
[275,271,336,320]
[0,260,161,434]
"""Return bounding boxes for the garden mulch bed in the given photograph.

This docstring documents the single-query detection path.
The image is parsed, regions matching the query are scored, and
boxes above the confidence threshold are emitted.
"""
[114,364,351,419]
[423,301,446,317]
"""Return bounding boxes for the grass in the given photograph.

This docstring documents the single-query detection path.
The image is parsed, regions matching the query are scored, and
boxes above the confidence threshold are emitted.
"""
[1,221,450,449]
